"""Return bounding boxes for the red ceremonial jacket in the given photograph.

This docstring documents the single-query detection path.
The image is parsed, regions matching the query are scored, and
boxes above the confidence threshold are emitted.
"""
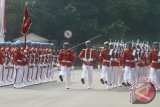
[79,48,98,66]
[13,49,25,66]
[121,49,136,68]
[111,49,121,66]
[0,49,4,64]
[58,49,75,67]
[148,50,160,69]
[99,49,111,66]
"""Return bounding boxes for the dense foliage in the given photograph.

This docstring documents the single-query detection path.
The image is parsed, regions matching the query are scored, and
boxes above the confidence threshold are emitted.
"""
[5,0,160,43]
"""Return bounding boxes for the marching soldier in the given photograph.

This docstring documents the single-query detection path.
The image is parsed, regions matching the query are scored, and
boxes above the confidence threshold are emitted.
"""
[121,42,137,86]
[136,45,147,78]
[148,42,160,90]
[99,42,112,88]
[78,40,98,89]
[111,43,122,87]
[58,42,75,89]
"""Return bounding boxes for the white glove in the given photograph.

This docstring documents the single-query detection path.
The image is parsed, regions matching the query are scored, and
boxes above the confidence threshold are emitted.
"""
[32,63,35,66]
[88,58,93,62]
[110,58,113,61]
[71,66,74,70]
[3,63,6,66]
[82,58,87,61]
[9,63,13,67]
[39,64,43,67]
[57,63,60,67]
[134,58,138,61]
[98,64,101,69]
[29,63,32,66]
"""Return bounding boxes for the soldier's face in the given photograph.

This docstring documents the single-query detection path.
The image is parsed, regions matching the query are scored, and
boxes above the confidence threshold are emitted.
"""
[127,44,132,49]
[153,44,159,50]
[63,45,69,49]
[85,43,91,48]
[104,44,109,49]
[110,45,113,49]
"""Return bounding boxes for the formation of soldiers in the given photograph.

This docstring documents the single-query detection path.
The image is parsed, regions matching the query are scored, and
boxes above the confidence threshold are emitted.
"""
[58,40,160,90]
[0,41,56,88]
[0,40,160,90]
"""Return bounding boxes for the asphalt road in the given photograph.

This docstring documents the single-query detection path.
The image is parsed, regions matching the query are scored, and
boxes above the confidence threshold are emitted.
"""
[0,69,159,107]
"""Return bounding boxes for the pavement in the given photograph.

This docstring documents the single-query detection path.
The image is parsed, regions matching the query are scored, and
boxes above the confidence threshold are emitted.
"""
[0,69,159,107]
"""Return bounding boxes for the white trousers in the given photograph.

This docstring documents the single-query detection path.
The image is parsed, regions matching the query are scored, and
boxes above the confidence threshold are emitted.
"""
[23,65,29,83]
[37,65,42,81]
[144,66,149,77]
[28,67,33,81]
[111,66,121,85]
[8,67,14,82]
[47,65,55,80]
[136,66,146,78]
[60,66,71,86]
[3,66,9,83]
[32,66,38,82]
[150,68,160,86]
[0,65,3,83]
[82,64,93,85]
[41,67,48,81]
[123,66,136,84]
[14,65,25,85]
[117,66,124,85]
[101,66,111,84]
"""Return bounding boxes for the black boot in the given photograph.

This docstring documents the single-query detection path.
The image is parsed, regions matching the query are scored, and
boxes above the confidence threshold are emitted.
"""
[122,82,127,87]
[127,82,131,87]
[100,79,104,84]
[81,78,85,84]
[59,75,63,82]
[105,81,108,84]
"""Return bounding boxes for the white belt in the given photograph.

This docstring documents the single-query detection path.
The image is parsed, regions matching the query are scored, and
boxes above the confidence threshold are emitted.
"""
[17,60,22,62]
[62,60,71,63]
[152,61,160,63]
[126,60,135,63]
[103,60,110,62]
[112,60,119,62]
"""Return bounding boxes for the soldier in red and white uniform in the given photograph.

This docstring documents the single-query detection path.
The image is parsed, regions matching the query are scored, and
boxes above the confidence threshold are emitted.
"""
[25,41,34,85]
[111,44,122,87]
[3,42,12,85]
[47,43,55,81]
[78,41,98,89]
[148,42,160,89]
[99,42,112,88]
[41,43,49,83]
[21,42,30,87]
[136,45,148,78]
[58,42,75,89]
[30,42,39,84]
[36,43,45,83]
[121,42,137,86]
[8,43,15,84]
[118,45,125,87]
[13,42,26,88]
